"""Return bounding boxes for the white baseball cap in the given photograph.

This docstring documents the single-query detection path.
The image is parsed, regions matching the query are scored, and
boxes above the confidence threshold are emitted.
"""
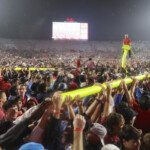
[101,144,120,150]
[90,123,107,146]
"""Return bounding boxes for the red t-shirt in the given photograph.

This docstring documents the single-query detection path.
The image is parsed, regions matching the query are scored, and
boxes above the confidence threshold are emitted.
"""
[0,77,11,96]
[53,76,57,80]
[123,38,131,45]
[132,98,150,134]
[69,81,78,91]
[0,107,5,120]
[145,83,150,90]
[77,59,81,67]
[20,96,27,107]
[104,133,119,145]
[73,70,79,76]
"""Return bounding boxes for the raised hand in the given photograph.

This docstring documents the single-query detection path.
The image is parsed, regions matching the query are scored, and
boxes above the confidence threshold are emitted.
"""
[52,91,63,110]
[118,80,124,94]
[106,82,112,92]
[94,83,106,100]
[65,95,74,106]
[122,80,127,90]
[131,77,137,83]
[73,114,86,130]
[75,95,83,106]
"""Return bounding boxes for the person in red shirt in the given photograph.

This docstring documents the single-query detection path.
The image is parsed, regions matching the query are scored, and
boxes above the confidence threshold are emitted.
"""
[128,78,150,134]
[69,75,78,91]
[104,112,125,146]
[132,95,150,134]
[123,34,131,45]
[77,56,81,68]
[0,76,11,97]
[123,34,132,57]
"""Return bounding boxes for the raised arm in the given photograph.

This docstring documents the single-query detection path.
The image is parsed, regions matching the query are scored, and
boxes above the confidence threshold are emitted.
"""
[114,80,125,107]
[73,114,86,150]
[122,80,133,108]
[0,68,2,77]
[90,83,106,123]
[130,77,138,99]
[27,98,54,143]
[27,69,31,79]
[102,83,113,118]
[75,95,85,115]
[144,73,150,90]
[52,91,63,119]
[85,99,99,117]
[65,95,75,120]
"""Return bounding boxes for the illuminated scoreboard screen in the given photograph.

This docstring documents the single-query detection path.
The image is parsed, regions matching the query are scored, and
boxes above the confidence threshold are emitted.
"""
[52,22,88,40]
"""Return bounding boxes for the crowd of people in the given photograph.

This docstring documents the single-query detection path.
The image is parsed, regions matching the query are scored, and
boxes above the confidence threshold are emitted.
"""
[0,48,149,150]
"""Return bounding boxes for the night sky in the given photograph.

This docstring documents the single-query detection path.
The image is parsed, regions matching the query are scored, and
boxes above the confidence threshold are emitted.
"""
[0,0,150,41]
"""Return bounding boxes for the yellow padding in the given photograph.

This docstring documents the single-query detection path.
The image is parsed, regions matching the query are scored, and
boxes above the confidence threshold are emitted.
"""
[14,68,55,71]
[62,74,150,102]
[122,44,131,69]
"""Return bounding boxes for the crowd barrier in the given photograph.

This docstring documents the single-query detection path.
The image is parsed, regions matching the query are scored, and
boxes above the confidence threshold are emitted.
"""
[62,74,150,102]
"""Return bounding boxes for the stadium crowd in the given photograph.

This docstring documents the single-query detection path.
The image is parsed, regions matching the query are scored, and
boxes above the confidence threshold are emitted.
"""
[0,49,149,150]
